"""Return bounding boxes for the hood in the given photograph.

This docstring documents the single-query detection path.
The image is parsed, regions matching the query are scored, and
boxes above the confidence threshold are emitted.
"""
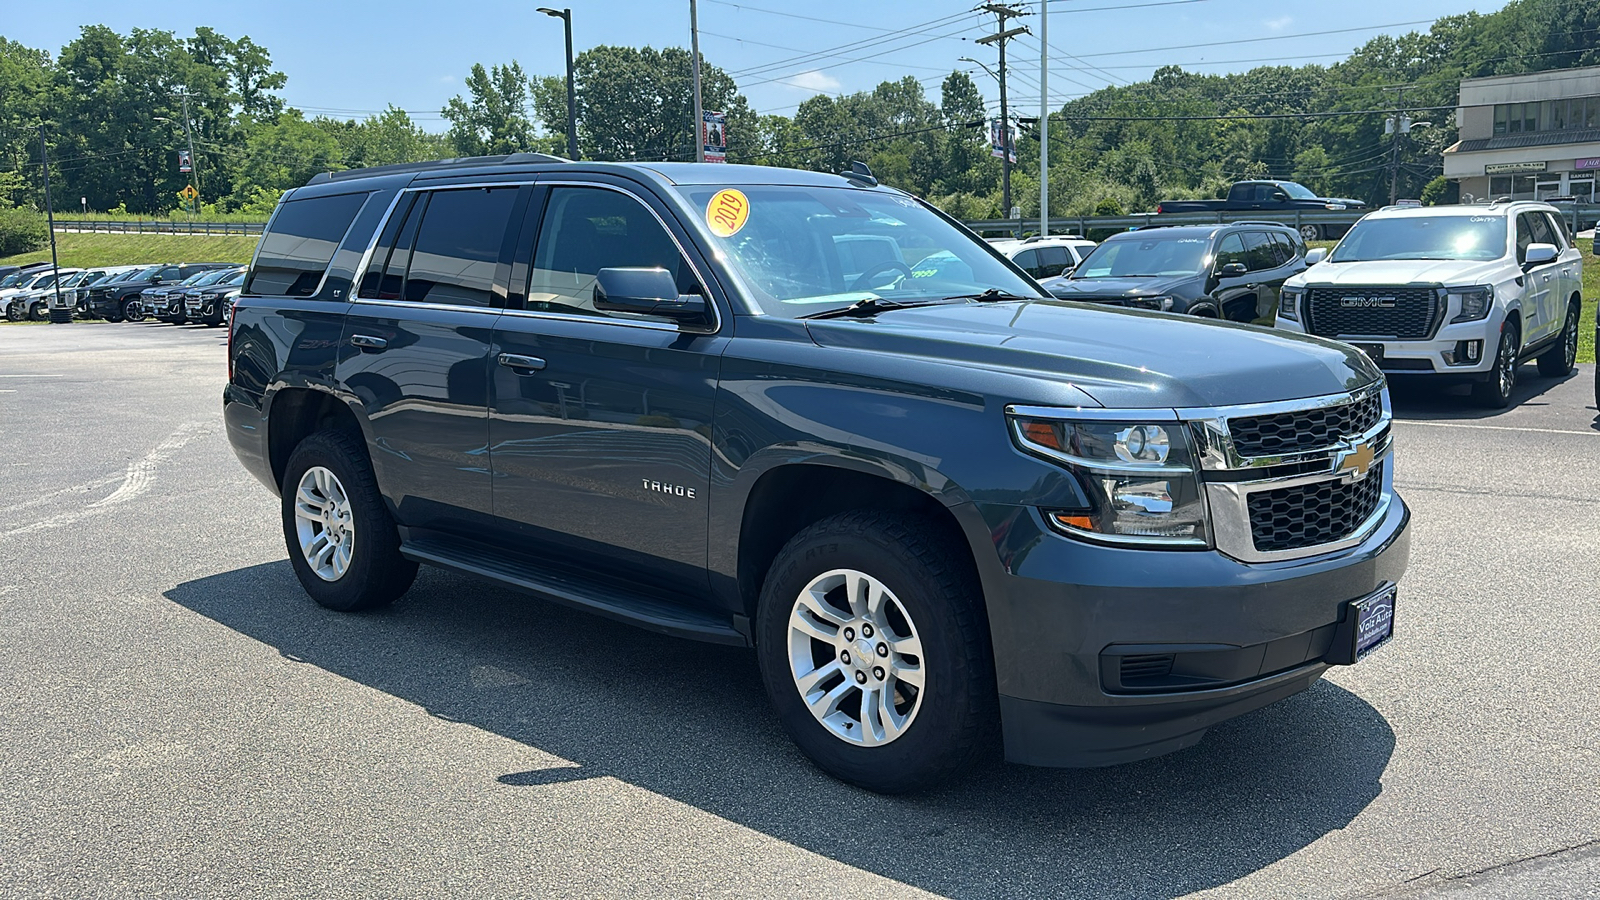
[1042,274,1194,300]
[1323,197,1366,208]
[804,299,1379,409]
[1293,258,1504,288]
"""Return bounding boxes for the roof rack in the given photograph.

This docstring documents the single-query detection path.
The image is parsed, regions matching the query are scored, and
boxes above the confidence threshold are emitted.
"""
[1022,234,1090,243]
[1231,220,1298,227]
[1487,196,1513,205]
[305,152,570,185]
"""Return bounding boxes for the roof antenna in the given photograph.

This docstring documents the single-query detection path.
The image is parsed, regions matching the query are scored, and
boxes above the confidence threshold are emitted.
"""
[840,160,878,187]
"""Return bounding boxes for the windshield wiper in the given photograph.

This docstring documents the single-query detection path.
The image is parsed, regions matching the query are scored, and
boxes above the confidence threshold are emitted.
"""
[940,288,1036,303]
[800,296,946,321]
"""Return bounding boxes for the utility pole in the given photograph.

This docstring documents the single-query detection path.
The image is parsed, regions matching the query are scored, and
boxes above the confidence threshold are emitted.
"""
[690,0,705,162]
[179,91,201,209]
[1386,86,1407,206]
[537,7,578,160]
[38,125,67,324]
[976,3,1028,228]
[1038,0,1049,237]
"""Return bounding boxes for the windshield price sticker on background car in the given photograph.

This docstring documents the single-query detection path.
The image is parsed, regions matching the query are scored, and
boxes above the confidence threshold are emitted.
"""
[707,189,750,237]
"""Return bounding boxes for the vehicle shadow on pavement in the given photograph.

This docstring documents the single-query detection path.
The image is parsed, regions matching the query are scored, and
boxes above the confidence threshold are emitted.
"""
[166,562,1396,900]
[1386,367,1578,420]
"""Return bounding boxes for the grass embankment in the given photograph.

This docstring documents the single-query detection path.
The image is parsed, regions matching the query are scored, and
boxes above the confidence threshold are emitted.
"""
[0,233,258,269]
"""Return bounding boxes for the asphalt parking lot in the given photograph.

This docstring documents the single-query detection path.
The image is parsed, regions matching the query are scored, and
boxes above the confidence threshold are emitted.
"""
[1,322,1596,899]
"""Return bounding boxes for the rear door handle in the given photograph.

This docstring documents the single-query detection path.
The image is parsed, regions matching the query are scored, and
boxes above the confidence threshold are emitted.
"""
[349,334,388,351]
[498,353,547,372]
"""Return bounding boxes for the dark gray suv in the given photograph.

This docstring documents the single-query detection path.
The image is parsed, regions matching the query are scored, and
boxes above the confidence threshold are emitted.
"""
[225,155,1409,792]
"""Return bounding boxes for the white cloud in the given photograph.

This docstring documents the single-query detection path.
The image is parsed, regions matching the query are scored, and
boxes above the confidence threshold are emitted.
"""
[1265,16,1293,32]
[781,70,842,93]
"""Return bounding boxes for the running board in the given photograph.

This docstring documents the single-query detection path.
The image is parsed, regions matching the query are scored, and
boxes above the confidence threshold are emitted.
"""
[400,536,749,646]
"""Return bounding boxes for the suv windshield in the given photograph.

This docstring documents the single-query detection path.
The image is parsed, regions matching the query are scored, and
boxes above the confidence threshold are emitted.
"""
[1070,233,1210,278]
[1332,215,1507,262]
[671,184,1043,317]
[188,269,232,287]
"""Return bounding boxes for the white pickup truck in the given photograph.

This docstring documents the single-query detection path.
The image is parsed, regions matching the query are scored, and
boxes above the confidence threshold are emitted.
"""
[1275,201,1584,408]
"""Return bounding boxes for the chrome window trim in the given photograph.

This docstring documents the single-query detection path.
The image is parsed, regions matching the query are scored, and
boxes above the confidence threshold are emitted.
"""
[350,181,529,312]
[247,190,378,301]
[339,297,504,318]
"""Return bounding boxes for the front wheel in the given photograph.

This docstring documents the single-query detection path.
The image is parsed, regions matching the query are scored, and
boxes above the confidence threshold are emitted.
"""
[756,511,994,793]
[3,303,22,322]
[1536,301,1579,377]
[1471,323,1520,409]
[28,302,48,321]
[123,299,144,323]
[281,430,418,611]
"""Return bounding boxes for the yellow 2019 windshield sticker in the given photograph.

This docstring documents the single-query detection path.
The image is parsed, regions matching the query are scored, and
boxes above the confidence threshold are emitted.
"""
[707,189,750,237]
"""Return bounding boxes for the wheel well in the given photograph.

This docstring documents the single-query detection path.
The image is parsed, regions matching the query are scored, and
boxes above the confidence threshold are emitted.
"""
[267,389,363,490]
[1503,308,1521,339]
[736,464,977,620]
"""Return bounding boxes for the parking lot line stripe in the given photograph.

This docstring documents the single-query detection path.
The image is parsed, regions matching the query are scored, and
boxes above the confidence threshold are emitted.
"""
[0,374,66,377]
[1393,419,1600,437]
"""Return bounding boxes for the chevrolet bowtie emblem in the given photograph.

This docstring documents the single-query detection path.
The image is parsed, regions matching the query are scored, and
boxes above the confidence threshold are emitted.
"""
[1334,439,1377,481]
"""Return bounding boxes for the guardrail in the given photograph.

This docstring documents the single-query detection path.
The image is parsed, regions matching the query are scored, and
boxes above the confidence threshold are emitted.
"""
[965,200,1600,238]
[52,220,265,236]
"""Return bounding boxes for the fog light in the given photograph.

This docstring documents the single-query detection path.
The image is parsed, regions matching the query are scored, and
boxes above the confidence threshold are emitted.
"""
[1465,340,1481,362]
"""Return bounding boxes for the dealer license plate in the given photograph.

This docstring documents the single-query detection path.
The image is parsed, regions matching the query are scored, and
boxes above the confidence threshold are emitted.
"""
[1352,585,1396,660]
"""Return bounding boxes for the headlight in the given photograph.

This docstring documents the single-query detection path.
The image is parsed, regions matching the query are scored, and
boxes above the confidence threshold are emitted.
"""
[1125,296,1174,311]
[1279,287,1302,321]
[1448,286,1493,323]
[1010,415,1210,547]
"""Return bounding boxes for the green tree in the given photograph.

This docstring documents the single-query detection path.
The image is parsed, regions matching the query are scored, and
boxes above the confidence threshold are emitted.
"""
[443,62,545,156]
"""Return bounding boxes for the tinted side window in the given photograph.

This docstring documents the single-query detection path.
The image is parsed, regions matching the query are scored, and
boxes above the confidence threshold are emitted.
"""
[1037,246,1071,277]
[1012,249,1039,275]
[528,187,698,316]
[1540,212,1567,248]
[1243,232,1276,271]
[248,192,368,297]
[402,187,520,307]
[1515,214,1534,263]
[1268,232,1296,265]
[1215,233,1248,270]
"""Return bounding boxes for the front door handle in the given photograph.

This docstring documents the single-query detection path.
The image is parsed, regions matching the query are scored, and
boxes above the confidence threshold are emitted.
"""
[349,334,388,351]
[498,353,547,372]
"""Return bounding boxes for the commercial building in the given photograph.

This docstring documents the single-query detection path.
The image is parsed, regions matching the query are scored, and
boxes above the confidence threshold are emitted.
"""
[1443,65,1600,203]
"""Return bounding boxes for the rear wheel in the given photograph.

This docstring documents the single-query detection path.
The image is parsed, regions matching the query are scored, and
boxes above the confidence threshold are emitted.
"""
[1536,301,1579,377]
[756,510,994,793]
[1471,322,1520,409]
[1298,224,1322,242]
[281,430,418,611]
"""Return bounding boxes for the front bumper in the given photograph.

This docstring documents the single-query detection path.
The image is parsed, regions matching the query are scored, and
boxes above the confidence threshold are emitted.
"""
[1274,310,1504,376]
[975,494,1410,767]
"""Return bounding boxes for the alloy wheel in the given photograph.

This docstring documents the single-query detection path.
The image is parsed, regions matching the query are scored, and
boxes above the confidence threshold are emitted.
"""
[787,568,926,746]
[1497,330,1518,399]
[293,465,356,582]
[1563,307,1578,370]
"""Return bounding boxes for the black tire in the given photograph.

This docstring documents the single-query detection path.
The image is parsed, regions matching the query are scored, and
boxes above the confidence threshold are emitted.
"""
[280,430,418,612]
[3,303,22,322]
[1536,301,1580,377]
[755,510,995,793]
[1471,321,1520,409]
[27,302,46,321]
[123,299,144,323]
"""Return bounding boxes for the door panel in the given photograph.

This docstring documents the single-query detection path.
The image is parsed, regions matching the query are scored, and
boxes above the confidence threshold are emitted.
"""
[489,184,725,601]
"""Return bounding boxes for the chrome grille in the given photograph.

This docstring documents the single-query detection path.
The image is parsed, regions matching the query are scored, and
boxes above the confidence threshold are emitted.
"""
[1228,392,1382,458]
[1246,463,1385,553]
[1304,287,1439,339]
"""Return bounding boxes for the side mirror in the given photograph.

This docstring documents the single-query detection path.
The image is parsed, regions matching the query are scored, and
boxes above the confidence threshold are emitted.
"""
[1305,247,1328,265]
[1219,262,1249,278]
[1524,242,1558,266]
[1271,190,1290,202]
[593,267,708,323]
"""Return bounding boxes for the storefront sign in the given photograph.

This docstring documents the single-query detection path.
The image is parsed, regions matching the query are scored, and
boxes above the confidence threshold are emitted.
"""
[1484,161,1547,174]
[1575,157,1600,170]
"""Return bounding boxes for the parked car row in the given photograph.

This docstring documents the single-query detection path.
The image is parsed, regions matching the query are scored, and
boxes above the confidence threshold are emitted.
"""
[0,261,245,326]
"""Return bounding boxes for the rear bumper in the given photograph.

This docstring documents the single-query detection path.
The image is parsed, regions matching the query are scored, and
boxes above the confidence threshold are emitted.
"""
[224,385,278,494]
[974,494,1410,767]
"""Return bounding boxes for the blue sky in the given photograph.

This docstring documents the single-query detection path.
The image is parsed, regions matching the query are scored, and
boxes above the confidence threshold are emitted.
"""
[11,0,1494,131]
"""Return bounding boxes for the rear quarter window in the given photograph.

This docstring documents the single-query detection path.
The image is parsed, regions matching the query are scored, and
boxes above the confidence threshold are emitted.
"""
[247,192,370,297]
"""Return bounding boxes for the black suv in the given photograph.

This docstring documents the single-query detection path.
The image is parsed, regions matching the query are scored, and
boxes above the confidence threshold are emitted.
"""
[1042,223,1310,322]
[226,156,1409,792]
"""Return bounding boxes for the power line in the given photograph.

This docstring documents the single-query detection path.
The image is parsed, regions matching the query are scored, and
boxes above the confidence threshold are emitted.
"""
[1067,17,1440,60]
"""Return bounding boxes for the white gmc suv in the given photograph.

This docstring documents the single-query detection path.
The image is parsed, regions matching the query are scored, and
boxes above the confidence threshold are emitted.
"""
[1275,201,1584,408]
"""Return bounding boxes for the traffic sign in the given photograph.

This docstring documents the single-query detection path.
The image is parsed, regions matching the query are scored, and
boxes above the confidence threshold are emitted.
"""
[179,184,198,202]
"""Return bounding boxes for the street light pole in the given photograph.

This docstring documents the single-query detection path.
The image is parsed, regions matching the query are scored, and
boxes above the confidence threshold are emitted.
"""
[38,125,68,324]
[537,7,579,160]
[690,0,705,163]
